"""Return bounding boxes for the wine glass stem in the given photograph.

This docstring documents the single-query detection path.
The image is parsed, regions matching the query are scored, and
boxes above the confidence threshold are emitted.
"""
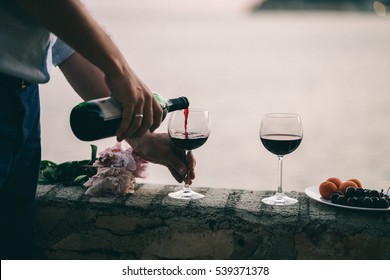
[277,156,284,194]
[183,150,191,192]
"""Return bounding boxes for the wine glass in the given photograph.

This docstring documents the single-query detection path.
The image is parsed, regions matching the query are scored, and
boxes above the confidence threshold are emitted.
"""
[168,108,210,200]
[260,113,303,205]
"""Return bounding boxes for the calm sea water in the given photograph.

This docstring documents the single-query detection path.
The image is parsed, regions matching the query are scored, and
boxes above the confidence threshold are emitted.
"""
[40,0,390,192]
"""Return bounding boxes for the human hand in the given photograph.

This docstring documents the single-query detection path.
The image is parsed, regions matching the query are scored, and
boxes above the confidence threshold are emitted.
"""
[126,132,196,184]
[105,67,163,141]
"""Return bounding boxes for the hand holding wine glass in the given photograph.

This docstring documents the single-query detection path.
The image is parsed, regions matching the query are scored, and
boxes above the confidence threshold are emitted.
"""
[260,113,303,205]
[168,108,210,200]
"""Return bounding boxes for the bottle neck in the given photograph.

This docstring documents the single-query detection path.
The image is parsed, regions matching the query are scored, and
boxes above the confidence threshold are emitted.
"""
[166,96,189,112]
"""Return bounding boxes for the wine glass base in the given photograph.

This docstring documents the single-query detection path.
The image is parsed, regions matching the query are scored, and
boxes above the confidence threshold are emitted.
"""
[262,193,298,206]
[168,189,204,200]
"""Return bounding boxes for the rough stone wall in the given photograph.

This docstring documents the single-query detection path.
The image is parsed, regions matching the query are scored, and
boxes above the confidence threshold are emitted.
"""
[34,184,390,260]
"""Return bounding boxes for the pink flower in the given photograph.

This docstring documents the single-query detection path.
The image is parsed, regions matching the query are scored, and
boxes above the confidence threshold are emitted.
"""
[84,167,135,196]
[84,142,148,196]
[93,142,137,171]
[92,142,148,175]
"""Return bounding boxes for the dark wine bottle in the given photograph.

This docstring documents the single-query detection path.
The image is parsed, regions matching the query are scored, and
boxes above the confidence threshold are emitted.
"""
[70,92,189,141]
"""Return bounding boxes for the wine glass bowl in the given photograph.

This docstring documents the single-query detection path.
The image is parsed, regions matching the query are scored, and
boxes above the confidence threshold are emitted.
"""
[168,108,210,200]
[260,113,303,206]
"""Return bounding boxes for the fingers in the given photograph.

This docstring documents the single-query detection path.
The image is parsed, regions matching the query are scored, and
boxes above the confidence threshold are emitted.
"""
[184,151,196,184]
[168,166,185,183]
[168,166,194,185]
[124,96,153,139]
[167,150,196,184]
[131,95,162,137]
[116,102,137,141]
[150,98,163,133]
[115,89,162,141]
[105,68,163,141]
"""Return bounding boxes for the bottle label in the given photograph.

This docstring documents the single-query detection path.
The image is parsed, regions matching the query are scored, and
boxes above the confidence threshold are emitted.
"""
[93,97,122,121]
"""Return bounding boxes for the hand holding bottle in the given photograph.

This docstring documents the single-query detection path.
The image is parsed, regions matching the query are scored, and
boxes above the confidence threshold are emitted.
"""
[104,69,163,141]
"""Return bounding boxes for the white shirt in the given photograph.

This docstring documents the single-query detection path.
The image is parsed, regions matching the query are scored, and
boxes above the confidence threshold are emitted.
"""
[0,0,74,83]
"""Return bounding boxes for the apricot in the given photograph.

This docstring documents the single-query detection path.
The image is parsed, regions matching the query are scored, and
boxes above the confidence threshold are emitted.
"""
[338,181,358,193]
[326,177,343,189]
[319,181,338,200]
[347,178,362,188]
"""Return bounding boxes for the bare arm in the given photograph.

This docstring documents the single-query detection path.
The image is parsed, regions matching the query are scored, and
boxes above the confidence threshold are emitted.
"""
[58,51,109,101]
[15,0,162,140]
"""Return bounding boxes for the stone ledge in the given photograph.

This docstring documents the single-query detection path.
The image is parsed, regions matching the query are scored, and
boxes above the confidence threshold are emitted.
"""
[34,183,390,259]
[252,0,377,12]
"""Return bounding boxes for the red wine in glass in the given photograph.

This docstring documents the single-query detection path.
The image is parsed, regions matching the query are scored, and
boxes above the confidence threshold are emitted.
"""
[170,133,209,150]
[168,108,210,200]
[260,134,302,156]
[260,113,303,206]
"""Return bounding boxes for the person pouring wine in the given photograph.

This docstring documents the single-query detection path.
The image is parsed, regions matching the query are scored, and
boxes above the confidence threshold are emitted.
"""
[0,0,195,259]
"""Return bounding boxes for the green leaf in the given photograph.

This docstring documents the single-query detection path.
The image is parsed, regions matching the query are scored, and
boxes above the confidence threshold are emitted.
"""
[74,174,89,185]
[42,167,56,180]
[90,144,97,163]
[40,160,57,170]
[38,145,99,186]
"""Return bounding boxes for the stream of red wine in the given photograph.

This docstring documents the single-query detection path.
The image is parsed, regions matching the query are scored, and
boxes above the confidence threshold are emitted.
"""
[184,108,189,139]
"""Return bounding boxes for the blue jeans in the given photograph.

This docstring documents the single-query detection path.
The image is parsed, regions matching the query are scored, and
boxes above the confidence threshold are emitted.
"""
[0,74,41,259]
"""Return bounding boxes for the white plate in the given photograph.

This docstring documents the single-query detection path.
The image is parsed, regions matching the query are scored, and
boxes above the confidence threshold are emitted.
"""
[304,186,390,211]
